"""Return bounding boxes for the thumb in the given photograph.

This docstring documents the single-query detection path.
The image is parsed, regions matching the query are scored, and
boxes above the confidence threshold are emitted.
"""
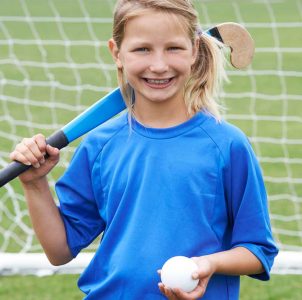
[46,144,60,157]
[191,257,213,279]
[192,268,209,280]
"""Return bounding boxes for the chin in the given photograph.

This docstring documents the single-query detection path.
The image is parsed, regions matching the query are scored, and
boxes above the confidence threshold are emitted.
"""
[145,93,175,104]
[145,88,181,103]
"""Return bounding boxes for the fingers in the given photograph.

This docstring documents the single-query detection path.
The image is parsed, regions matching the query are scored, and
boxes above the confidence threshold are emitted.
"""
[46,144,60,158]
[10,136,42,168]
[158,266,209,300]
[24,134,46,167]
[10,134,58,168]
[9,150,31,166]
[158,283,178,300]
[159,282,207,300]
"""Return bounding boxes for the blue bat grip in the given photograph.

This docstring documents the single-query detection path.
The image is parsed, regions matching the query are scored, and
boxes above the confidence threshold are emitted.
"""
[62,88,126,143]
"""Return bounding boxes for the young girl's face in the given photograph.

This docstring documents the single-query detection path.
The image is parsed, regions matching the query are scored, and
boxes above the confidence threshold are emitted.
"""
[110,11,198,108]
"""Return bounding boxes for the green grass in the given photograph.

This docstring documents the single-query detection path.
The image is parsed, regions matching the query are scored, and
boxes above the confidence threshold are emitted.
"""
[0,274,83,300]
[1,274,302,300]
[240,275,302,300]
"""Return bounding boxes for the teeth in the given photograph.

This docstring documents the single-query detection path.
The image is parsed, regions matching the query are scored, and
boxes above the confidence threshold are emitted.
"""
[147,79,170,84]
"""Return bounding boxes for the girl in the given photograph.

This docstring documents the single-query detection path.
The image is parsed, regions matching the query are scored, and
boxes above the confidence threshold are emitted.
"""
[10,0,278,299]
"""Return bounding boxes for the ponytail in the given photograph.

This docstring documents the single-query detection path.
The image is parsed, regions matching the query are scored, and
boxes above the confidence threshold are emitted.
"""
[184,31,228,121]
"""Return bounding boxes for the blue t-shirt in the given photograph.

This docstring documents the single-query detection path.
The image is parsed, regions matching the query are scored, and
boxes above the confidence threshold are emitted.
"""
[56,111,278,300]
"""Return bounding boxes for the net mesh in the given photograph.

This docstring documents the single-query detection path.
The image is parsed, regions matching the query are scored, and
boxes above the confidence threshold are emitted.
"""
[0,0,301,272]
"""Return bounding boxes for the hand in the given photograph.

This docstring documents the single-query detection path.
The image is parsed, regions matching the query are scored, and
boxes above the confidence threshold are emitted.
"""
[158,256,215,300]
[9,134,60,184]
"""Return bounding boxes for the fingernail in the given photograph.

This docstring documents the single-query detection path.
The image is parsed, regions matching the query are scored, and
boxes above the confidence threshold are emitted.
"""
[40,157,45,164]
[33,163,40,168]
[24,162,31,166]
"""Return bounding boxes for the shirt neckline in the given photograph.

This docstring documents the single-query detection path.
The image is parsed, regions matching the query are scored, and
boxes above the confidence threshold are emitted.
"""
[128,111,209,139]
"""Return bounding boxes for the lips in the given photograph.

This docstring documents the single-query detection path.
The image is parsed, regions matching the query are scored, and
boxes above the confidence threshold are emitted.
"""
[143,77,174,89]
[146,79,170,84]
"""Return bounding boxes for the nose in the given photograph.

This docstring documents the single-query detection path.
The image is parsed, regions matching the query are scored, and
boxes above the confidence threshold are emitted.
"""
[149,52,169,73]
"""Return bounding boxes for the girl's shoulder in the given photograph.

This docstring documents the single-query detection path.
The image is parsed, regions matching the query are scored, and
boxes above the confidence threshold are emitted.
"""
[202,114,249,144]
[74,111,128,161]
[201,114,254,160]
[85,111,128,143]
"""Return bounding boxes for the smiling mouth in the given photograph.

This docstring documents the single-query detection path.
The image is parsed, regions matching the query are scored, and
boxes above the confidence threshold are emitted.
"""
[143,77,174,88]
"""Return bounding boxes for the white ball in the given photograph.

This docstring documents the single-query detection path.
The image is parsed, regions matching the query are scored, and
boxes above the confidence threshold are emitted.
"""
[160,256,199,293]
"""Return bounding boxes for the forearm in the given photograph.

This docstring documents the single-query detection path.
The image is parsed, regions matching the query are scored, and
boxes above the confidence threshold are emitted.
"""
[160,247,264,299]
[205,247,264,276]
[22,177,73,265]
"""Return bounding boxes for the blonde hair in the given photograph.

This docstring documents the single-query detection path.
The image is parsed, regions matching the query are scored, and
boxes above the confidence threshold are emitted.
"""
[112,0,227,121]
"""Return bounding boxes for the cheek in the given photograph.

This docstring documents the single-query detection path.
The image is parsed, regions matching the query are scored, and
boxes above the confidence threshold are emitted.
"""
[172,59,193,77]
[121,55,147,76]
[168,52,195,70]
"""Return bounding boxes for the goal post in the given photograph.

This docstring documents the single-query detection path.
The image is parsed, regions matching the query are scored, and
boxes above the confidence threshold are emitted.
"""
[1,251,302,276]
[0,0,302,275]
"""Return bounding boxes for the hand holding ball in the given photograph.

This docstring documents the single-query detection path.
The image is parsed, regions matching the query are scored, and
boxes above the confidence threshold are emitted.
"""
[160,256,199,293]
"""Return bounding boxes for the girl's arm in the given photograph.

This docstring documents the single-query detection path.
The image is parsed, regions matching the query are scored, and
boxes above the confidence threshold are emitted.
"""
[203,246,263,276]
[10,134,73,265]
[22,177,73,266]
[159,247,263,300]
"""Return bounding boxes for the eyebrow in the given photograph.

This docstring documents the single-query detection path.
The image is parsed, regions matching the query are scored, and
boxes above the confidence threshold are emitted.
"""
[126,36,189,45]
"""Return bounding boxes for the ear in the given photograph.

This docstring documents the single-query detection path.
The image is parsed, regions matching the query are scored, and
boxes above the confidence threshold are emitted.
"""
[108,38,123,69]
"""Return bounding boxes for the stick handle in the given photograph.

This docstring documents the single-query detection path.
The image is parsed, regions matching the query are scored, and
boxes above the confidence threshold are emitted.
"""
[0,130,68,187]
[0,162,31,187]
[0,88,126,188]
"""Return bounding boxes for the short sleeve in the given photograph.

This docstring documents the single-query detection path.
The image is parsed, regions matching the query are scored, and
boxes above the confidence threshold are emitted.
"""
[56,140,105,258]
[224,135,279,280]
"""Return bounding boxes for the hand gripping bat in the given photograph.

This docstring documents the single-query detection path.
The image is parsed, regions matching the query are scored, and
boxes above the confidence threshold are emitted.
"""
[0,22,254,187]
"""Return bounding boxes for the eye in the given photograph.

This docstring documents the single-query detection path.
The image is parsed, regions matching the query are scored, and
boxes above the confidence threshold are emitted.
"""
[168,46,182,52]
[133,47,149,52]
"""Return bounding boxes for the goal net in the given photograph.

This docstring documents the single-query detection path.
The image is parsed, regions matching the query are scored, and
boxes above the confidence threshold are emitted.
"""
[0,0,301,275]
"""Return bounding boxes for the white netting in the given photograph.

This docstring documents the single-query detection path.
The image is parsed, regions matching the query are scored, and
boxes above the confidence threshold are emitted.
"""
[0,0,301,274]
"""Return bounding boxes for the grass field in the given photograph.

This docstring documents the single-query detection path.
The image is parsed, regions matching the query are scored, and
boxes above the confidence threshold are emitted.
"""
[0,0,302,298]
[1,274,302,300]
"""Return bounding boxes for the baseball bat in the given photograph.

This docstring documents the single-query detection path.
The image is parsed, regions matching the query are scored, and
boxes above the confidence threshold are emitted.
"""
[0,23,254,187]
